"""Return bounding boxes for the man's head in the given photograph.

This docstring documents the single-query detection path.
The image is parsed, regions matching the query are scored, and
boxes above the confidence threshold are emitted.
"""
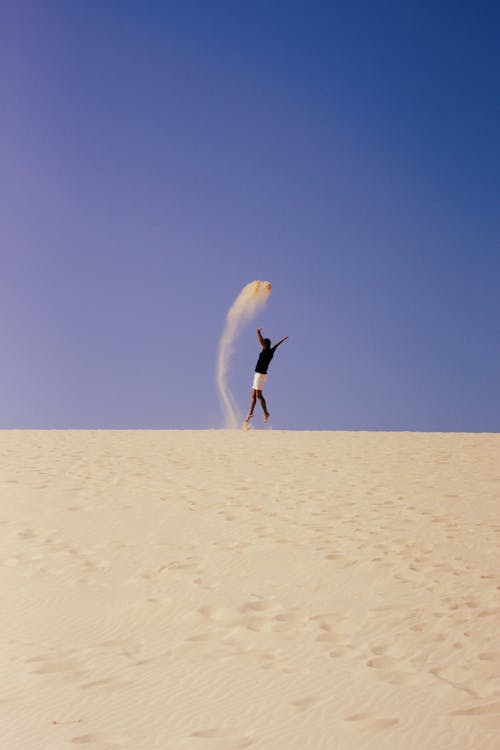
[263,338,271,349]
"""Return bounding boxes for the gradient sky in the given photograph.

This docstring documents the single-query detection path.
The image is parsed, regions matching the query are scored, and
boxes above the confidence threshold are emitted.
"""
[1,1,499,430]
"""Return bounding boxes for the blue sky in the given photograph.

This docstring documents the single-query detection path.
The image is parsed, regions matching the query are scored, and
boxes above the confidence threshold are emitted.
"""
[1,1,499,430]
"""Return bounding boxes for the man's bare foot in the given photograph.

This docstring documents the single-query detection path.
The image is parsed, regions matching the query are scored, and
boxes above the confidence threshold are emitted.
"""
[244,413,254,424]
[264,412,270,423]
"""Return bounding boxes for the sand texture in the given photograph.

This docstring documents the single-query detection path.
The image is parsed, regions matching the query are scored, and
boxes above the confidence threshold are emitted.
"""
[1,430,499,750]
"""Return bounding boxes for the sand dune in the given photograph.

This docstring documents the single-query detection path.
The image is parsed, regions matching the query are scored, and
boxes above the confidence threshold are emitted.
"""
[1,430,499,749]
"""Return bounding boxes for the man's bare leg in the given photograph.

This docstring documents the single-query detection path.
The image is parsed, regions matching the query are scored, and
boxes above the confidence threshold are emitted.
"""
[257,391,270,422]
[244,389,257,423]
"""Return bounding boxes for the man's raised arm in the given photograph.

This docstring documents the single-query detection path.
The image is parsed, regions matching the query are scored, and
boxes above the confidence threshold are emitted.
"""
[273,336,289,349]
[257,327,266,348]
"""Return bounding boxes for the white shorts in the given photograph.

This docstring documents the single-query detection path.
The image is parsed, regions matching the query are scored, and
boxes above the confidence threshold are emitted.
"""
[252,372,267,391]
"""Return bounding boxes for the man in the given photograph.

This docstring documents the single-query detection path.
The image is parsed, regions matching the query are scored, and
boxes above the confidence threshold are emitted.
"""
[244,327,288,424]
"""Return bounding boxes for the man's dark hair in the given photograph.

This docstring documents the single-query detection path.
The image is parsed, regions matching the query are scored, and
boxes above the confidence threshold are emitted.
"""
[263,338,271,349]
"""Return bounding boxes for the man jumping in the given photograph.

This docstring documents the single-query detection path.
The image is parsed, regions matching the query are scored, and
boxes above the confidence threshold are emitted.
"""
[244,328,288,424]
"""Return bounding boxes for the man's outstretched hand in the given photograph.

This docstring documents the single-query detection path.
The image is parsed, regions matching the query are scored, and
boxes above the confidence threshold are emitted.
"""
[274,335,289,348]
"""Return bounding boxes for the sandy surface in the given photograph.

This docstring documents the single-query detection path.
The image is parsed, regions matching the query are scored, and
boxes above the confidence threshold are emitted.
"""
[1,430,499,750]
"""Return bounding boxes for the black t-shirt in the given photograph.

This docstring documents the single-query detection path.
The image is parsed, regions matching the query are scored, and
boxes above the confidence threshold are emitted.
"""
[255,346,276,374]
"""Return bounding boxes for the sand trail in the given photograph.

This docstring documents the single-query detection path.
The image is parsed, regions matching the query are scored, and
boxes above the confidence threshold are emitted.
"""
[1,430,499,749]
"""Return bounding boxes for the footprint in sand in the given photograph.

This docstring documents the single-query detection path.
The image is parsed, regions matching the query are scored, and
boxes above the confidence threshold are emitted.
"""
[81,677,131,691]
[452,701,500,716]
[290,695,318,712]
[71,732,129,747]
[367,656,397,669]
[71,735,97,744]
[17,528,38,540]
[184,633,213,642]
[344,713,400,731]
[479,651,500,661]
[190,728,253,747]
[240,600,271,613]
[193,576,220,590]
[366,656,410,685]
[32,659,84,675]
